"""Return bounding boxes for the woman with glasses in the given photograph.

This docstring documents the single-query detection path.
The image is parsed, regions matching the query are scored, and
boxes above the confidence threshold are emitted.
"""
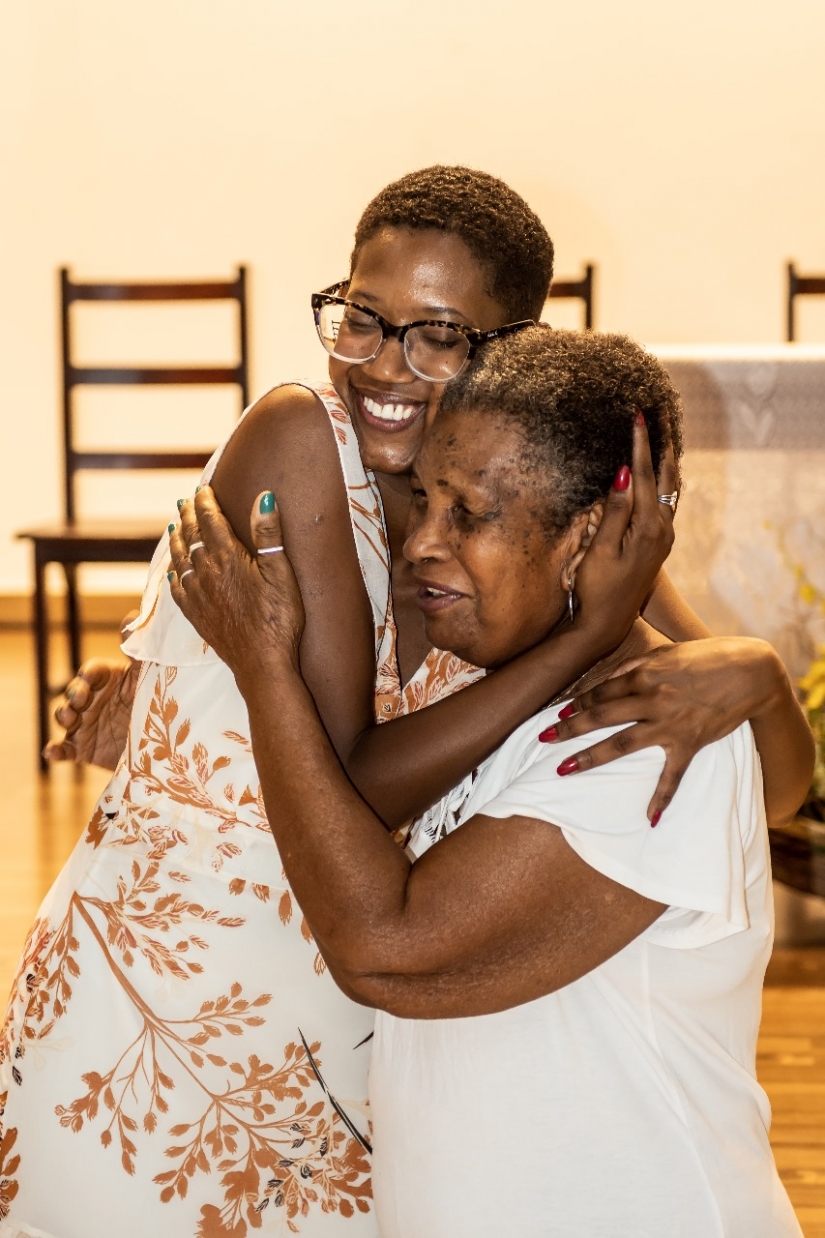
[0,167,811,1238]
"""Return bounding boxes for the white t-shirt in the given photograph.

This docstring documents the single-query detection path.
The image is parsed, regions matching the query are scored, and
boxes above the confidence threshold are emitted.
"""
[369,707,801,1238]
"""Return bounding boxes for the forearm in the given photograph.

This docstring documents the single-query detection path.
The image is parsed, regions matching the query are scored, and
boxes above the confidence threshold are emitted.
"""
[749,643,815,827]
[344,620,625,827]
[238,657,414,972]
[642,570,710,641]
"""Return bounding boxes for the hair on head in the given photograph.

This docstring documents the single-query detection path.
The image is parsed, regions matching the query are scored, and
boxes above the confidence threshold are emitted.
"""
[351,165,554,323]
[438,325,684,537]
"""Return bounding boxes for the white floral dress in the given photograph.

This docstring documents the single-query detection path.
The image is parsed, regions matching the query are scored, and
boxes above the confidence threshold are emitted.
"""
[0,382,481,1238]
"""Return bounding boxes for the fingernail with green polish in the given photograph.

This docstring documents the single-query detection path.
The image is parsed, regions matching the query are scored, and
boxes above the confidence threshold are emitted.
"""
[195,485,202,494]
[168,523,176,533]
[259,491,275,515]
[177,499,184,511]
[167,571,174,581]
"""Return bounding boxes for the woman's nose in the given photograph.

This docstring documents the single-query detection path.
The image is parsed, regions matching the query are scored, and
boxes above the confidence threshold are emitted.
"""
[360,334,416,384]
[403,505,450,566]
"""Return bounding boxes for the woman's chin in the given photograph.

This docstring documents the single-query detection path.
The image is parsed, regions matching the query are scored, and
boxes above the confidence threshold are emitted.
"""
[423,620,488,670]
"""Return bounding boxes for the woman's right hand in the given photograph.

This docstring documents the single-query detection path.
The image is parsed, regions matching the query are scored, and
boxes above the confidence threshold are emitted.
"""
[44,654,139,769]
[168,487,307,682]
[574,415,677,652]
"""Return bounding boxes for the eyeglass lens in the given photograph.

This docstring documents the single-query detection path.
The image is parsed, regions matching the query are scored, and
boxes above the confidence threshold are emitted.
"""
[317,301,471,381]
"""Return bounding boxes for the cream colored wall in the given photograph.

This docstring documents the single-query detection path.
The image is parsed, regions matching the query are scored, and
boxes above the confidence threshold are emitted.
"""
[2,0,825,593]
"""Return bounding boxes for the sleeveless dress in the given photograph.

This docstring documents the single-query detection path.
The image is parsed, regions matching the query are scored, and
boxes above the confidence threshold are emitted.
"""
[0,382,481,1238]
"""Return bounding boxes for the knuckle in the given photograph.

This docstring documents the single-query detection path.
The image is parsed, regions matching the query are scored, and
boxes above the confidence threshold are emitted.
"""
[613,728,635,756]
[588,704,609,728]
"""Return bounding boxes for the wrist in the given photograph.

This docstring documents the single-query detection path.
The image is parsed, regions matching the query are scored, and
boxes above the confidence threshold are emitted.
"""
[568,607,629,665]
[233,644,301,698]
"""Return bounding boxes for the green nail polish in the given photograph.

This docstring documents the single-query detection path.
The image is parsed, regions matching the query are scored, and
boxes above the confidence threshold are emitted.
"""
[168,523,175,533]
[195,485,202,494]
[167,571,174,581]
[259,491,275,515]
[177,499,184,511]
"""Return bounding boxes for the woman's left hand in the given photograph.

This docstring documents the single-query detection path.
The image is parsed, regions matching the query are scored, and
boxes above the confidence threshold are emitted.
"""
[540,637,786,823]
[169,487,305,678]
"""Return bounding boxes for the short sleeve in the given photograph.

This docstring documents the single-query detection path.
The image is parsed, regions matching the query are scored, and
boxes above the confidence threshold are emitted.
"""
[461,710,762,949]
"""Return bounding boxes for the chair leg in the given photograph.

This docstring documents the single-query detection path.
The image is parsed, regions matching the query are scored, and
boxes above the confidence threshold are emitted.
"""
[33,551,50,772]
[64,562,82,674]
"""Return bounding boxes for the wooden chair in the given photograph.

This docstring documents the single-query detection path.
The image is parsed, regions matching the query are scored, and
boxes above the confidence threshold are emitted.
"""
[547,264,596,329]
[18,266,249,768]
[787,262,825,341]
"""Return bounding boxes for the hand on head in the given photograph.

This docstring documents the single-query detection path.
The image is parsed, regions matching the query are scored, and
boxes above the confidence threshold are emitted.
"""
[573,412,676,638]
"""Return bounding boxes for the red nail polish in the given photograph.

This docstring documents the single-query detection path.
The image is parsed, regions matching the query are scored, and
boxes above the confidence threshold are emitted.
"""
[650,811,662,828]
[635,407,646,426]
[559,703,576,719]
[538,725,559,743]
[613,465,631,491]
[557,757,579,776]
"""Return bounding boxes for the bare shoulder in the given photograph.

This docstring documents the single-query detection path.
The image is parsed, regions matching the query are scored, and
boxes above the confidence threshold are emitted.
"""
[212,383,348,551]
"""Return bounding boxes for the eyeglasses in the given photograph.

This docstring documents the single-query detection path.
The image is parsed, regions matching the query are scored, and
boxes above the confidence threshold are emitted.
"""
[311,282,534,383]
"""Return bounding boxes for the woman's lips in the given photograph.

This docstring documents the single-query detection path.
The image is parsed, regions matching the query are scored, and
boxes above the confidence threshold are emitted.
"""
[353,388,428,434]
[415,582,466,613]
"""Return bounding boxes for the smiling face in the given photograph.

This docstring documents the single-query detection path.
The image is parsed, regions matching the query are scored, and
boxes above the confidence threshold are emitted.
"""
[328,227,508,476]
[403,409,590,668]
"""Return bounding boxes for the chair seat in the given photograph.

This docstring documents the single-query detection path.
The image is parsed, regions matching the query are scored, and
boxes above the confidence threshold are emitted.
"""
[17,519,165,562]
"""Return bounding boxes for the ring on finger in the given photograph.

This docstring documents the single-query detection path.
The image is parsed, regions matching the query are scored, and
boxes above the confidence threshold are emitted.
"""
[656,492,678,510]
[189,541,206,554]
[257,545,285,556]
[179,568,195,583]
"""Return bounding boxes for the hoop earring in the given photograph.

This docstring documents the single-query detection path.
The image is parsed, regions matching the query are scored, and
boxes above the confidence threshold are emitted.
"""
[566,577,576,625]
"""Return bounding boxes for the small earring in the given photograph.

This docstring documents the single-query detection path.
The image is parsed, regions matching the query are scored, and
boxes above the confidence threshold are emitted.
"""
[567,578,576,624]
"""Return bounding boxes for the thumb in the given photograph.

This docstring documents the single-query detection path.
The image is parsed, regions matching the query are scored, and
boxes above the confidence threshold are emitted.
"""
[250,491,286,566]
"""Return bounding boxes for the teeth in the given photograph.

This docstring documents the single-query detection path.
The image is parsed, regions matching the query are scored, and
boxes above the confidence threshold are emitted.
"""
[426,588,450,597]
[362,395,418,422]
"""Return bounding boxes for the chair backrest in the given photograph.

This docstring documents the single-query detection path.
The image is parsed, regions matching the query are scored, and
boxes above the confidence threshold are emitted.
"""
[547,264,595,330]
[60,266,249,521]
[787,262,825,342]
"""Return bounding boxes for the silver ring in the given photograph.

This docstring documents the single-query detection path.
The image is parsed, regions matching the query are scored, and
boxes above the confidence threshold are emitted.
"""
[657,492,678,510]
[179,568,195,583]
[189,541,206,554]
[257,545,285,556]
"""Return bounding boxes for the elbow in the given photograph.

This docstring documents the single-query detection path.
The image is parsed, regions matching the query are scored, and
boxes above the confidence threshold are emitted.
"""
[321,936,448,1017]
[323,957,421,1015]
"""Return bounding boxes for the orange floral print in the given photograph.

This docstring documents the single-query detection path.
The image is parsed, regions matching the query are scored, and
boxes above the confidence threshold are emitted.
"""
[0,381,471,1235]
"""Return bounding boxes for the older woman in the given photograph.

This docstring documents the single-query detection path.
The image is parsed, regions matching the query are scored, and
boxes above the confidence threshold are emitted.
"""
[170,327,803,1235]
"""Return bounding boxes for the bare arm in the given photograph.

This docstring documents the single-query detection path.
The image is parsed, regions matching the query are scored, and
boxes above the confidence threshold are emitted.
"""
[170,519,664,1019]
[176,416,673,828]
[642,569,710,641]
[551,635,814,828]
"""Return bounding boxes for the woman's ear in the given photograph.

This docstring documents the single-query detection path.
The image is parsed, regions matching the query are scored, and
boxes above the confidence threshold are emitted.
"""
[564,501,604,589]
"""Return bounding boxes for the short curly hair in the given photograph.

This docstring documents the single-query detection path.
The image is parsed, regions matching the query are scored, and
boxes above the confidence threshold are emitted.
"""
[351,166,554,323]
[438,325,684,538]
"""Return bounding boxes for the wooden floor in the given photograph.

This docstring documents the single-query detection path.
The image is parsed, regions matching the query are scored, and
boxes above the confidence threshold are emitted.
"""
[0,626,823,1232]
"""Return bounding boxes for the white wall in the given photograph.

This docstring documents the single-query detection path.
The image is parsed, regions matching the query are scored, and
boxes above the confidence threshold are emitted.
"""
[2,0,825,593]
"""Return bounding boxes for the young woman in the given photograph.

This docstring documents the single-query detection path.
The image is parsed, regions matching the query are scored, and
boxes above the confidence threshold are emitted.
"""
[167,327,804,1236]
[0,169,810,1238]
